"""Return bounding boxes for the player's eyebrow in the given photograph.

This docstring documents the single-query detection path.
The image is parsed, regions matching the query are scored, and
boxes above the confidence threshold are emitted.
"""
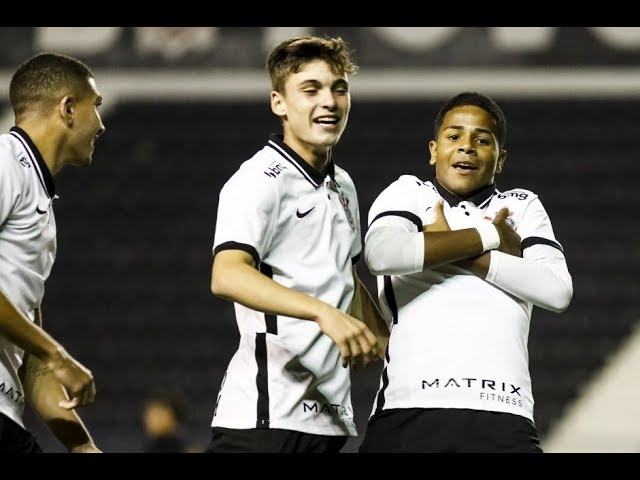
[444,125,493,136]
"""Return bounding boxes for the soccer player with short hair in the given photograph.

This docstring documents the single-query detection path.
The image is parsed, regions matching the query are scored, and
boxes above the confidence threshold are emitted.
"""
[208,36,389,453]
[359,91,573,453]
[0,53,105,453]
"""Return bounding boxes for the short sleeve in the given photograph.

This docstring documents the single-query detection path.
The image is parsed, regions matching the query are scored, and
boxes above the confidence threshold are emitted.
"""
[518,196,564,255]
[212,166,278,264]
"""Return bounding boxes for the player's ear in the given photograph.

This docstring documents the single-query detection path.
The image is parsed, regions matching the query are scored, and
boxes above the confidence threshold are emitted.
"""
[428,140,437,166]
[496,149,507,174]
[271,91,286,117]
[59,95,74,127]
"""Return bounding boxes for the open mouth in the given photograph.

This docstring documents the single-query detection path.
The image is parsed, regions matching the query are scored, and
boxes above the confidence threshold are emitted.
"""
[314,116,339,126]
[452,162,478,171]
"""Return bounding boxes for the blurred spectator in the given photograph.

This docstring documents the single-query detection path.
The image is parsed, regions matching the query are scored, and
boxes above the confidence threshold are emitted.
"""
[142,391,192,453]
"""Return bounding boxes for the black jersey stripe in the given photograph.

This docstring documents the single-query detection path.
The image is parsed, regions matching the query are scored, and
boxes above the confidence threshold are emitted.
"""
[383,275,399,325]
[368,211,423,232]
[522,236,563,253]
[373,276,397,413]
[267,140,320,187]
[213,242,260,266]
[254,332,270,428]
[259,263,278,335]
[373,348,391,415]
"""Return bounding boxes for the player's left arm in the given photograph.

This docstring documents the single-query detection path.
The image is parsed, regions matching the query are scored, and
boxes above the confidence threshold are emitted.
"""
[346,177,389,359]
[459,198,573,312]
[349,266,389,359]
[20,308,101,453]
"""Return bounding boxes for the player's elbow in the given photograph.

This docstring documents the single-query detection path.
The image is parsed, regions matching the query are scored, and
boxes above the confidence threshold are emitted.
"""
[366,258,386,277]
[545,278,574,313]
[210,263,233,300]
[365,244,391,276]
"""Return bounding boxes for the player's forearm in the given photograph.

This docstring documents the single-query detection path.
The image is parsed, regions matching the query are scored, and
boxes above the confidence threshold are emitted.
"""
[423,229,486,269]
[485,250,573,312]
[0,291,61,360]
[43,403,97,452]
[22,354,98,452]
[456,253,491,278]
[365,226,485,275]
[212,261,335,322]
[350,276,389,356]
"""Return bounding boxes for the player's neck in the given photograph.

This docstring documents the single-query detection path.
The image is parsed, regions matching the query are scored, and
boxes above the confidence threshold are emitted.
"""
[16,119,64,175]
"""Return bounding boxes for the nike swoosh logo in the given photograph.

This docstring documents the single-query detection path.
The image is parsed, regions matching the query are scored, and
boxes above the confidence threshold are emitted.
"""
[296,207,315,218]
[36,207,47,215]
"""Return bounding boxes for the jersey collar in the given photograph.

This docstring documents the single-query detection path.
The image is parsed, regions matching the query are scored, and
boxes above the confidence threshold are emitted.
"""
[267,134,335,188]
[434,178,495,208]
[10,126,56,198]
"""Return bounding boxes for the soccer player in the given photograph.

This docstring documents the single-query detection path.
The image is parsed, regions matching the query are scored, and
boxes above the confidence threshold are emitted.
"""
[0,53,105,453]
[208,36,389,453]
[359,92,573,453]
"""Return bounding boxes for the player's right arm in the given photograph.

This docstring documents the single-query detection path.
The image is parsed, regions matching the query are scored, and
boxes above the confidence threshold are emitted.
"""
[0,292,96,409]
[19,308,100,452]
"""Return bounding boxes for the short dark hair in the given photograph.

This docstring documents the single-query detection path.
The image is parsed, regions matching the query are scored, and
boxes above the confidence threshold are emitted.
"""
[9,52,94,119]
[267,36,358,93]
[434,91,507,148]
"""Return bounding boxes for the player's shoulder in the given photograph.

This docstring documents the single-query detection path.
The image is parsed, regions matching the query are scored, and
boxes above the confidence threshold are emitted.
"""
[226,146,285,185]
[333,163,350,180]
[383,175,436,199]
[398,174,428,187]
[0,133,26,179]
[0,132,19,161]
[382,174,431,192]
[219,147,286,204]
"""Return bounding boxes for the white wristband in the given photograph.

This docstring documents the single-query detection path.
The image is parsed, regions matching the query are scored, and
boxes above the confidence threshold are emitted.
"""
[476,222,500,253]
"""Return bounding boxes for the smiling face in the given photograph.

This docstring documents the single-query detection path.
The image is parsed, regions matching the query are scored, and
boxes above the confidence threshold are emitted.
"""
[270,59,350,168]
[429,104,506,199]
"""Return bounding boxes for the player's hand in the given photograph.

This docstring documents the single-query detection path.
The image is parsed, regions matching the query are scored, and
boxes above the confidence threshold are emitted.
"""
[423,199,450,233]
[492,207,521,257]
[316,307,380,369]
[45,348,96,409]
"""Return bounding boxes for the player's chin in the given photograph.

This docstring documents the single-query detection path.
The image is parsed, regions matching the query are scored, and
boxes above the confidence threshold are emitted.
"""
[75,155,93,168]
[442,178,476,198]
[317,132,343,147]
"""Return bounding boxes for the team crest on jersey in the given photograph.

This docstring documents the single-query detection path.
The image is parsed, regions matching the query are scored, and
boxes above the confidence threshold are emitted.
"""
[339,191,357,232]
[484,212,516,230]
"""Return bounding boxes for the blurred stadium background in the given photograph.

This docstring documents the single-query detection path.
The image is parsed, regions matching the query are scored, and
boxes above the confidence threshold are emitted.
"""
[1,27,639,453]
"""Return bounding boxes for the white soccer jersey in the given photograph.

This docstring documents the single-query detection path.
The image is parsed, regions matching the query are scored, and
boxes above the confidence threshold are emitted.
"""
[211,134,361,436]
[0,127,57,428]
[365,175,568,422]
